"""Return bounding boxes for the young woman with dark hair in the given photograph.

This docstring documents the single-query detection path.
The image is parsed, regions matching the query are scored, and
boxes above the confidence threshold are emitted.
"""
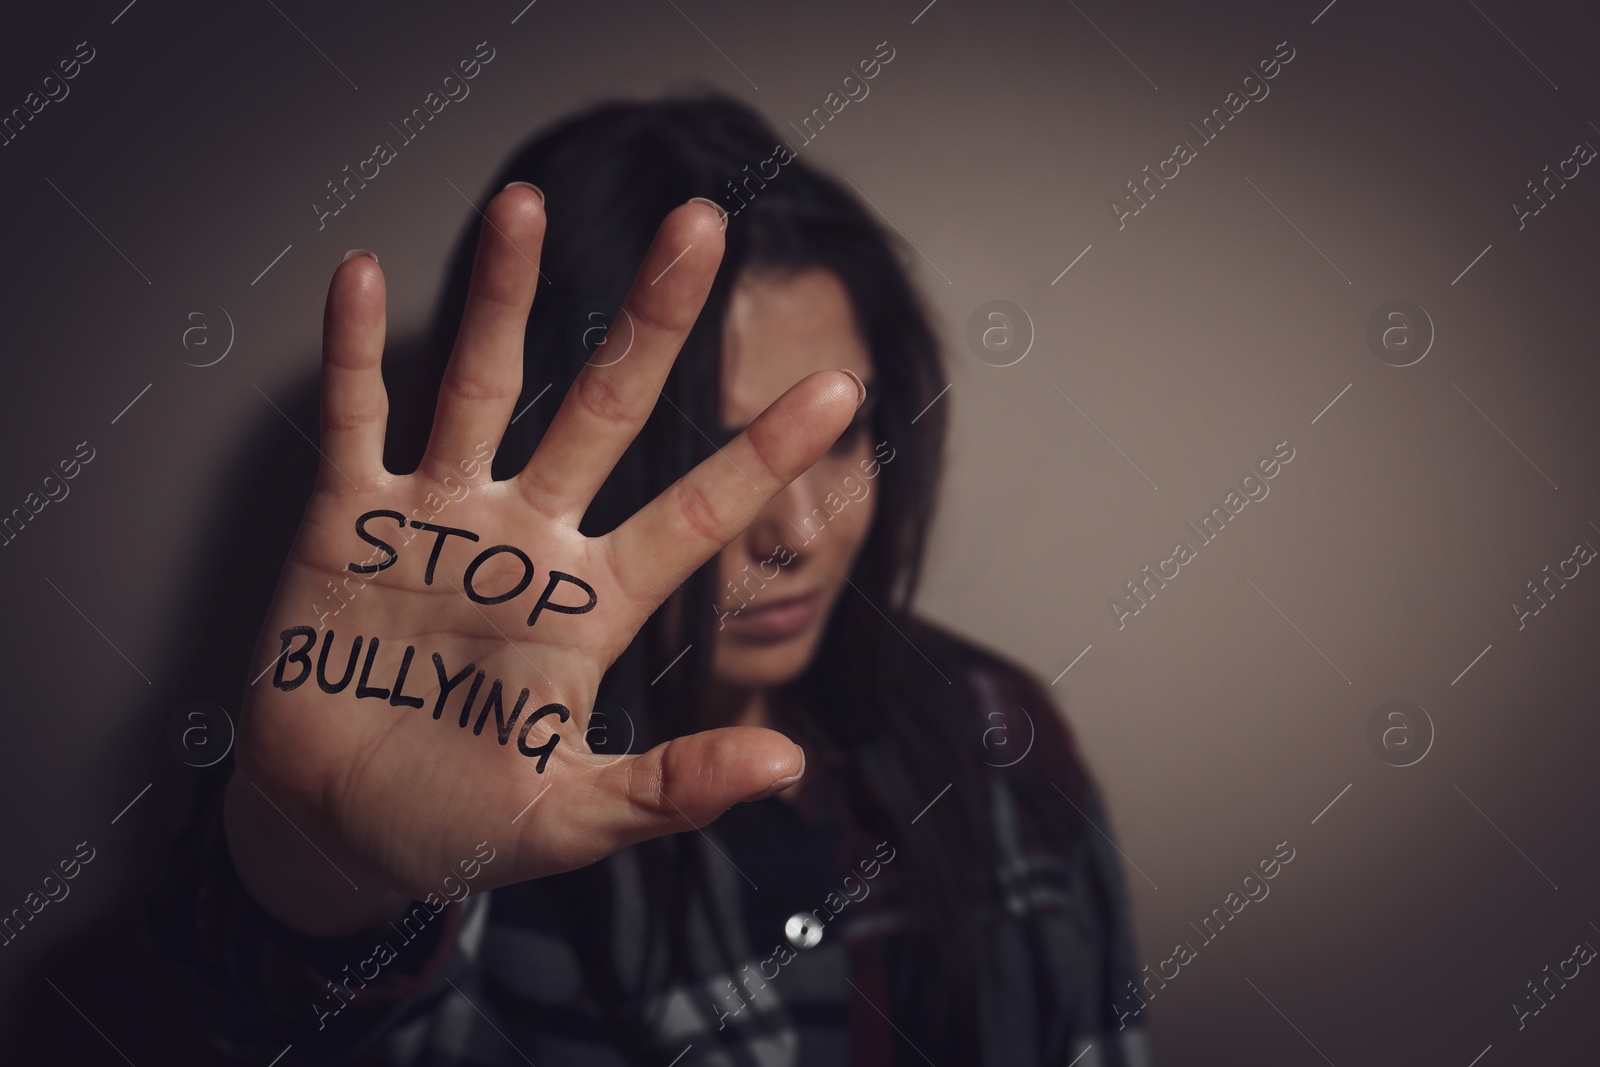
[162,91,1152,1066]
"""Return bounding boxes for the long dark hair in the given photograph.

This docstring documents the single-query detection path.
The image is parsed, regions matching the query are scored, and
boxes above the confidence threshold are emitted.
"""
[417,89,1070,1062]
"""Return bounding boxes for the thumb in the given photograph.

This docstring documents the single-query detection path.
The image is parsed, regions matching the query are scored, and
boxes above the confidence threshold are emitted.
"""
[588,726,805,851]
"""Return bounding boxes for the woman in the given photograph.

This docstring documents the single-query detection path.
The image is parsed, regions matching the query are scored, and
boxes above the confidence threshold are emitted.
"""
[161,92,1151,1066]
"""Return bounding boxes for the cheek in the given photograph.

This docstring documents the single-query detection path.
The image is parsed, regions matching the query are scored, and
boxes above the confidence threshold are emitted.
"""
[843,495,876,553]
[829,443,879,561]
[715,540,743,587]
[826,486,876,569]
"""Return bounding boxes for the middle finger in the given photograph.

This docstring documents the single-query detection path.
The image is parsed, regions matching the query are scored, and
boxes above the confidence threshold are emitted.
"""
[513,198,727,525]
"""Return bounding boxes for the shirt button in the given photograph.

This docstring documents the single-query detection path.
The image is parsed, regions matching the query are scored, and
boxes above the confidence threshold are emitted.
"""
[785,912,823,950]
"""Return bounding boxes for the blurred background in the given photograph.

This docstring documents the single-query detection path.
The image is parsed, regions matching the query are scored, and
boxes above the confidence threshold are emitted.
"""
[0,0,1596,1062]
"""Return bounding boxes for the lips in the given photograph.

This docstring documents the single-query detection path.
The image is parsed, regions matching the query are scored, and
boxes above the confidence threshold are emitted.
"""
[726,591,823,641]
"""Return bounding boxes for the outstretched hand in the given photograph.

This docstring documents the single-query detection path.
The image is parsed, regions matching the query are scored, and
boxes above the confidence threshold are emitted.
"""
[224,186,863,936]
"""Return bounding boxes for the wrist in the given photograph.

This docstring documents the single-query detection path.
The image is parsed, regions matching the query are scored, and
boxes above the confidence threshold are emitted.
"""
[223,771,411,938]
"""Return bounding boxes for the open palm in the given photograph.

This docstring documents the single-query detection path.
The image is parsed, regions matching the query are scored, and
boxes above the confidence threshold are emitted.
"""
[226,186,861,934]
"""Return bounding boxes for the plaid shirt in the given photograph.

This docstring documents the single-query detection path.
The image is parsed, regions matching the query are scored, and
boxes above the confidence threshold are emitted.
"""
[159,653,1154,1067]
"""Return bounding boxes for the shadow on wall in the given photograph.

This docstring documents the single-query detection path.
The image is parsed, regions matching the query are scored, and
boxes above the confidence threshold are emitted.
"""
[0,326,449,1064]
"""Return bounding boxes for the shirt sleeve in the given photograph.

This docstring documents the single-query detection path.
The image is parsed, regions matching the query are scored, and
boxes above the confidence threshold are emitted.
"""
[151,775,479,1064]
[975,662,1155,1066]
[1058,780,1156,1067]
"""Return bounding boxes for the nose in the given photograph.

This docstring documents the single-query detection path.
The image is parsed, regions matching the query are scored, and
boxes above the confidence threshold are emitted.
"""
[743,467,823,569]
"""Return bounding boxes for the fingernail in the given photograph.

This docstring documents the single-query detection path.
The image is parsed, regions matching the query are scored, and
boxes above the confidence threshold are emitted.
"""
[342,249,378,264]
[745,773,802,803]
[839,368,867,408]
[742,745,805,803]
[503,181,545,204]
[686,196,729,232]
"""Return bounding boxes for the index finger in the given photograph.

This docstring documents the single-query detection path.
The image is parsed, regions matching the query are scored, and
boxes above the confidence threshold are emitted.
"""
[602,368,864,611]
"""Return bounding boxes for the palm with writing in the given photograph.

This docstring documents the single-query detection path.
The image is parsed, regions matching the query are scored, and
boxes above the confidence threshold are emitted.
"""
[225,187,862,935]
